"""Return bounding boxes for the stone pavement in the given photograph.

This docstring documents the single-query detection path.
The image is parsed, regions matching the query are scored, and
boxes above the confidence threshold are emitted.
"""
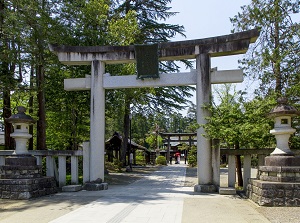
[24,164,270,223]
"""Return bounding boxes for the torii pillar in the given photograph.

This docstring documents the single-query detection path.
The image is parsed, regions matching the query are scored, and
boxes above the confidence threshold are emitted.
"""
[196,53,212,191]
[49,29,259,191]
[90,60,105,181]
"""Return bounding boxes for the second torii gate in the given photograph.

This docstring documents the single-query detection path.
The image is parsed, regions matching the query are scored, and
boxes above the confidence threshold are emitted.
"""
[50,28,259,192]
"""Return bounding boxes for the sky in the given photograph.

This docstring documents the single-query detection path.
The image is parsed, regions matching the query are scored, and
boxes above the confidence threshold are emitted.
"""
[166,0,256,113]
[167,0,251,70]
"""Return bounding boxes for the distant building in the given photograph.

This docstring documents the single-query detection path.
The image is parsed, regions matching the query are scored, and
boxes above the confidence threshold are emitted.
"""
[105,132,154,164]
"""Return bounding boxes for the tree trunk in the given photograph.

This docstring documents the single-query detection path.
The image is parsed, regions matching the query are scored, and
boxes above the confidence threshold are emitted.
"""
[36,61,46,150]
[235,141,243,187]
[71,107,78,150]
[3,90,13,149]
[28,65,34,150]
[274,0,282,96]
[0,0,13,150]
[121,100,130,166]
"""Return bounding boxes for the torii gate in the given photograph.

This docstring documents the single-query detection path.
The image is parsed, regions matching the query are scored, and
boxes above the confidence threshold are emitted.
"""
[49,29,259,192]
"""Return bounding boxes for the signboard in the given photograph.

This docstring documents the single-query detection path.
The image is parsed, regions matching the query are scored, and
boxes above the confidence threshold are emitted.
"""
[135,44,159,79]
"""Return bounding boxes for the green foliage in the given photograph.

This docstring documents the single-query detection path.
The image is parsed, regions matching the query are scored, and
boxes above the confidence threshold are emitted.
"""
[204,84,274,149]
[105,158,123,172]
[187,146,197,167]
[108,10,140,45]
[114,0,185,43]
[178,143,189,151]
[135,150,146,166]
[156,155,167,165]
[240,97,276,148]
[145,133,163,151]
[66,175,83,185]
[113,159,123,172]
[230,0,300,96]
[1,0,194,153]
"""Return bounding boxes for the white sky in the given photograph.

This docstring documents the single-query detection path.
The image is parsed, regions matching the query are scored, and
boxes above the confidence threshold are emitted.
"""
[167,0,257,113]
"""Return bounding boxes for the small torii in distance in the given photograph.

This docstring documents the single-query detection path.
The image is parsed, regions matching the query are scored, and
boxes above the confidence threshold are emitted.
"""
[49,28,259,192]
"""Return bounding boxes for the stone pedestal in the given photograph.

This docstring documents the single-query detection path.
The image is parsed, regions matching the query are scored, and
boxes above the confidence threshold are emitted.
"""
[247,179,300,206]
[247,157,300,206]
[0,177,57,200]
[0,156,57,199]
[5,155,37,166]
[264,156,300,166]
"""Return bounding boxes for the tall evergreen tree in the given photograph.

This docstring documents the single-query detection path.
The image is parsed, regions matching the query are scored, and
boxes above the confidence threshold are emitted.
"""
[109,0,194,165]
[0,0,30,149]
[231,0,300,98]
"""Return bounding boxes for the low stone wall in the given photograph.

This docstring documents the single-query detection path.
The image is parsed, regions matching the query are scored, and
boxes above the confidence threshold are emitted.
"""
[247,179,300,206]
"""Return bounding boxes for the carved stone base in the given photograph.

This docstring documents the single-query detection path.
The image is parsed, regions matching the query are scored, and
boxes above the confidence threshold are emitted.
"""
[258,166,300,182]
[248,159,300,206]
[0,156,57,200]
[0,177,57,199]
[247,179,300,206]
[5,155,37,166]
[0,165,43,179]
[265,156,300,166]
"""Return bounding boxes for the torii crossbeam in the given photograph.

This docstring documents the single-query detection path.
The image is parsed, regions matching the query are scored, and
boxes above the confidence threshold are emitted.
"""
[50,28,259,192]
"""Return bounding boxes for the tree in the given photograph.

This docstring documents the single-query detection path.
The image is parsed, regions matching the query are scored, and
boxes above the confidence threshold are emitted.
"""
[145,132,163,152]
[0,0,195,155]
[45,0,112,150]
[0,0,24,149]
[204,84,274,186]
[107,0,194,165]
[231,0,300,98]
[231,0,300,163]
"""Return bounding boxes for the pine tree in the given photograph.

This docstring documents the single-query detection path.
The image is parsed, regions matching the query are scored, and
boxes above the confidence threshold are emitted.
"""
[110,0,194,165]
[231,0,300,98]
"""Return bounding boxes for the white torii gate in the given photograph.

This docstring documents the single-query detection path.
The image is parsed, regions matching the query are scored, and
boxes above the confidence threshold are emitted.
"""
[50,29,259,192]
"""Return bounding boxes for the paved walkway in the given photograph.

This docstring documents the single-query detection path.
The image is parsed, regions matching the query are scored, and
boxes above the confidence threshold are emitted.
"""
[41,164,270,223]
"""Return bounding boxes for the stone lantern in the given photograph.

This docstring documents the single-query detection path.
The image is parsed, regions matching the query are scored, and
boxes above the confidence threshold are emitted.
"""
[5,106,36,166]
[0,106,57,200]
[6,106,35,154]
[268,97,299,156]
[247,97,300,206]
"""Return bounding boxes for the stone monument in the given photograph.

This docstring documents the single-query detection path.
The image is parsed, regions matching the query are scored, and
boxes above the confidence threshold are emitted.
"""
[0,106,57,199]
[247,98,300,206]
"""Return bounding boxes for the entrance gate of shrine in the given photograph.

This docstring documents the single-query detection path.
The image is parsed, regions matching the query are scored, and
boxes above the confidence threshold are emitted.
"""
[50,29,259,192]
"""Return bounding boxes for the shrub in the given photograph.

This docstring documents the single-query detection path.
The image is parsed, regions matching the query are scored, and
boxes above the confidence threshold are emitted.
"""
[66,175,83,185]
[113,159,123,172]
[105,159,122,172]
[188,146,197,167]
[135,150,146,166]
[156,155,167,165]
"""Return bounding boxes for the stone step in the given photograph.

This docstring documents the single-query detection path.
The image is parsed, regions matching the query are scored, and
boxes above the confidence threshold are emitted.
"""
[219,187,236,195]
[62,185,82,192]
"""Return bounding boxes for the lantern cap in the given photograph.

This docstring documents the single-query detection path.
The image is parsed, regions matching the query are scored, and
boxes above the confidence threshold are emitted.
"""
[268,97,300,118]
[6,106,35,124]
